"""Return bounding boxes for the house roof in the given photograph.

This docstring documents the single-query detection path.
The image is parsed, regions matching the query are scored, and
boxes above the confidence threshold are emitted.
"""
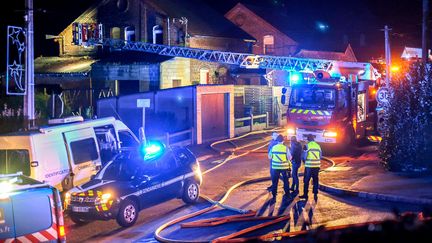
[230,3,373,61]
[146,0,253,40]
[296,44,357,62]
[34,56,96,74]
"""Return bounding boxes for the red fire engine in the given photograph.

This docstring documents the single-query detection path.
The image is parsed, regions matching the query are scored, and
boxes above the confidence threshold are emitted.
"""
[282,62,382,146]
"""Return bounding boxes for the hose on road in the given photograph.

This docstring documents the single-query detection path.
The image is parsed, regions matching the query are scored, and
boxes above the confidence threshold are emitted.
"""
[154,129,335,243]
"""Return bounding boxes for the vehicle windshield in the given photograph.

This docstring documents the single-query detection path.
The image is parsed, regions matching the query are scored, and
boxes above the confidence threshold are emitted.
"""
[0,150,30,176]
[289,87,336,109]
[96,151,157,181]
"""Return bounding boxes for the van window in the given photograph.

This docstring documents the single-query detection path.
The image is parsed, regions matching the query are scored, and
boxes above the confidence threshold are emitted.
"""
[0,150,30,176]
[118,130,138,147]
[13,193,53,236]
[70,138,99,164]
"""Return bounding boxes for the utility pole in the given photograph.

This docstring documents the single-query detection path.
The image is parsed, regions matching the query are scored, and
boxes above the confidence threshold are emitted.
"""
[422,0,429,63]
[24,0,35,128]
[383,25,392,87]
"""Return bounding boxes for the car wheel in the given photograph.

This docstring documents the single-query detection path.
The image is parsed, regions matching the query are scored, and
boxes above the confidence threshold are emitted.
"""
[70,214,89,226]
[182,180,200,204]
[116,198,139,227]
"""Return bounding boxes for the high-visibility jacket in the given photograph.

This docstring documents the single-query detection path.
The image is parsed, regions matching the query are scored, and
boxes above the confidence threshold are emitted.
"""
[305,141,322,168]
[270,144,291,170]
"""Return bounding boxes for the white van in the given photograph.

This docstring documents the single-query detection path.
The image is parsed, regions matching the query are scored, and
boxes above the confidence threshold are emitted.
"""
[0,116,139,191]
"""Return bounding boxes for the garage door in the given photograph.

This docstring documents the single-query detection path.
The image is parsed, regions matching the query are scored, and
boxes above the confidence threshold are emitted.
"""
[201,93,228,142]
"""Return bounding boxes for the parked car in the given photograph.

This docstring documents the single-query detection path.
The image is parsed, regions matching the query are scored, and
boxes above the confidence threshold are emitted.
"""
[0,116,139,191]
[0,172,66,242]
[65,143,202,227]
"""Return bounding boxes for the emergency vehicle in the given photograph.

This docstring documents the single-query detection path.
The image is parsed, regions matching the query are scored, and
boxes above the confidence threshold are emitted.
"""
[282,65,381,146]
[0,172,66,242]
[65,143,202,227]
[0,116,139,191]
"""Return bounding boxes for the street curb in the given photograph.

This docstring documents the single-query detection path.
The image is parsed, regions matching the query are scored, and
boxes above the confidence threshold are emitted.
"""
[319,182,432,206]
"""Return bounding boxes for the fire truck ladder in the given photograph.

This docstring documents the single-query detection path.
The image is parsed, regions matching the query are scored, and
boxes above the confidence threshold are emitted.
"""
[97,39,334,72]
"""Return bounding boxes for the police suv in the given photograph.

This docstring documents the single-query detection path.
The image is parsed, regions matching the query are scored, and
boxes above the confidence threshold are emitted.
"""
[65,143,202,227]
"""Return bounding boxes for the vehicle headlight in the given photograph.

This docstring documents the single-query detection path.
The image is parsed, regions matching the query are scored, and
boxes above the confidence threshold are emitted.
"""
[287,127,296,135]
[193,163,202,182]
[64,192,71,206]
[96,193,112,204]
[323,131,337,138]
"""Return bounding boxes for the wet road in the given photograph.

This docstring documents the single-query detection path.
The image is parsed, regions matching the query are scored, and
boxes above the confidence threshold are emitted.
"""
[66,135,422,242]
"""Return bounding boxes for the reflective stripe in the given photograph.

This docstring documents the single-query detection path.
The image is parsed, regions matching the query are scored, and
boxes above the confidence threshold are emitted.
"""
[305,141,322,168]
[291,109,297,113]
[324,111,330,115]
[120,172,196,200]
[297,109,303,113]
[270,144,291,170]
[304,110,310,114]
[310,110,316,115]
[317,110,323,115]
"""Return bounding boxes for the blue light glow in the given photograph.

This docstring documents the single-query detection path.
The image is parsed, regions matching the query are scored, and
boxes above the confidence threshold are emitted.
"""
[290,72,301,85]
[140,141,165,160]
[316,21,329,32]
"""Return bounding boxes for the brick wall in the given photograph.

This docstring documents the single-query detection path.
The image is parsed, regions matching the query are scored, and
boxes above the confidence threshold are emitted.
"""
[225,3,298,56]
[189,36,251,53]
[160,57,191,89]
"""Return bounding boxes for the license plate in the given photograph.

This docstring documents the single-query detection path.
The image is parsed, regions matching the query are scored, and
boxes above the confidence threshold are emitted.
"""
[72,206,89,213]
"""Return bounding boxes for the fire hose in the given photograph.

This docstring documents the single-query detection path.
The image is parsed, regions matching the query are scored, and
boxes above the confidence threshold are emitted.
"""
[154,129,335,243]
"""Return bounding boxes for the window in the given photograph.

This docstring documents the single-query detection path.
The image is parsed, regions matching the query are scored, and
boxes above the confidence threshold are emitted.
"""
[0,150,30,176]
[337,89,347,109]
[117,0,129,12]
[14,194,52,236]
[118,130,139,147]
[124,26,135,41]
[152,25,163,44]
[199,68,209,84]
[290,88,336,109]
[95,126,119,165]
[111,27,121,39]
[70,138,99,164]
[172,79,182,88]
[173,148,193,166]
[263,35,274,55]
[156,152,177,171]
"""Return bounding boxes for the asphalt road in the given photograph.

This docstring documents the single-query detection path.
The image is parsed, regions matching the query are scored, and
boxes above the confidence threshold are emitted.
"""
[66,136,422,242]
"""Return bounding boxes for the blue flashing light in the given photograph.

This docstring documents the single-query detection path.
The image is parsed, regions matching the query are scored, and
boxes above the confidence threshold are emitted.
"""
[140,141,165,160]
[290,72,302,85]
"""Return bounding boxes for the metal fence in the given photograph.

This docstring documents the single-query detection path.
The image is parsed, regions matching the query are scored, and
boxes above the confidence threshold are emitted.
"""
[151,128,194,147]
[235,112,269,135]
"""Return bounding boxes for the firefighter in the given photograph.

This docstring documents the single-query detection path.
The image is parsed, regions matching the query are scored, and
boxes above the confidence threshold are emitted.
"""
[299,135,322,201]
[267,132,280,191]
[268,135,292,201]
[289,136,302,194]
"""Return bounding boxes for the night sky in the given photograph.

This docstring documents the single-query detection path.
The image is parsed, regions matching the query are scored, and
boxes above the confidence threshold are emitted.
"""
[0,0,426,72]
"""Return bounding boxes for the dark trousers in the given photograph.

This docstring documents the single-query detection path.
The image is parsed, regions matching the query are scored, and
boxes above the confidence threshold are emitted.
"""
[291,162,300,191]
[303,167,319,195]
[271,169,291,197]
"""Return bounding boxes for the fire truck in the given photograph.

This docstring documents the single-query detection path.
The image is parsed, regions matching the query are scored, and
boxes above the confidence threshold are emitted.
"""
[281,61,382,146]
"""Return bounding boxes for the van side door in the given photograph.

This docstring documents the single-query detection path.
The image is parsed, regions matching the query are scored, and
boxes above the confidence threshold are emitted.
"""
[63,128,101,188]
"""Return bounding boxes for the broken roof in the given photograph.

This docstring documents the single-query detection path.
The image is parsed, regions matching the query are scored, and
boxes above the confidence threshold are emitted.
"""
[146,0,253,40]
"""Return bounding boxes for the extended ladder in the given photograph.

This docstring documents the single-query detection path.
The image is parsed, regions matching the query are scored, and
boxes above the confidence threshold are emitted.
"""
[96,39,334,72]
